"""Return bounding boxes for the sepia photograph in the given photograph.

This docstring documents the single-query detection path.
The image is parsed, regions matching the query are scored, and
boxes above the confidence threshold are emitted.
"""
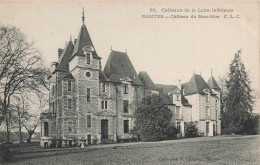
[0,0,259,164]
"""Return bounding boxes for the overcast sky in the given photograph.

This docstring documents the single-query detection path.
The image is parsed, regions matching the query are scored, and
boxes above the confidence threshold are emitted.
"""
[0,1,259,112]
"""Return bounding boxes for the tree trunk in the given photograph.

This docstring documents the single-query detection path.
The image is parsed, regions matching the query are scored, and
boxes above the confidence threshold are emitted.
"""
[5,115,10,143]
[19,126,23,143]
[28,131,32,142]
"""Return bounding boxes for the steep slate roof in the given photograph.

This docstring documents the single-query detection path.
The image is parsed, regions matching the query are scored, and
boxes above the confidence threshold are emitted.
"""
[70,24,101,61]
[181,95,192,106]
[155,84,191,106]
[182,74,211,96]
[103,50,143,85]
[99,70,109,82]
[56,41,74,72]
[155,84,177,105]
[138,71,157,90]
[207,76,220,90]
[155,84,178,94]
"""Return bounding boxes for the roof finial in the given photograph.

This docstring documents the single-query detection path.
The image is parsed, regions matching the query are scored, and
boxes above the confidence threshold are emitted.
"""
[211,68,213,76]
[82,7,85,24]
[111,46,112,51]
[70,35,72,41]
[126,49,127,54]
[200,71,201,75]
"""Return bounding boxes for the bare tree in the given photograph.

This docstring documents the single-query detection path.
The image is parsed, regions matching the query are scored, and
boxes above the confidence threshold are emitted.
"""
[24,115,39,142]
[0,25,49,142]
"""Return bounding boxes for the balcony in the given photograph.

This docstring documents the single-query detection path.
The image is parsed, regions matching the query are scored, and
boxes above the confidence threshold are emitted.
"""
[175,114,183,120]
[40,113,56,120]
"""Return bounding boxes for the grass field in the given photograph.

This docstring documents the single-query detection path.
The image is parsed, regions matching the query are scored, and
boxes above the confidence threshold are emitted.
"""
[4,135,260,165]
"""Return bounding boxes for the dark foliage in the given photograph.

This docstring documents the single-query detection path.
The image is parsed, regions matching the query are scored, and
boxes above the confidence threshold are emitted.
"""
[164,123,178,139]
[184,122,199,137]
[132,94,173,141]
[221,50,255,134]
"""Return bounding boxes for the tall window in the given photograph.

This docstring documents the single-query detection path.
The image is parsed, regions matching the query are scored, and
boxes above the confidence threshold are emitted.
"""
[52,102,55,114]
[68,122,72,132]
[215,100,218,110]
[206,106,210,117]
[68,99,72,109]
[101,101,108,109]
[177,122,181,133]
[124,120,129,133]
[87,88,90,102]
[87,115,91,128]
[68,80,72,91]
[52,85,55,96]
[102,82,106,92]
[123,100,129,113]
[87,53,90,64]
[206,122,209,133]
[176,106,181,114]
[123,84,128,94]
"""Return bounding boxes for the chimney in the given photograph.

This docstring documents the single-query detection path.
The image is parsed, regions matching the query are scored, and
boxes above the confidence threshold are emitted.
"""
[174,79,182,91]
[178,79,181,91]
[51,62,59,72]
[58,48,63,58]
[74,39,77,44]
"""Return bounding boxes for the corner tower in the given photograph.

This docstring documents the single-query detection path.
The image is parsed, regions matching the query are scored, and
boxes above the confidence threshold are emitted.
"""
[68,10,102,141]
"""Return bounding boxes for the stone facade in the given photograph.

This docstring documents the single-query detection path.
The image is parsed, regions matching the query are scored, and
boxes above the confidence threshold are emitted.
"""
[40,14,221,148]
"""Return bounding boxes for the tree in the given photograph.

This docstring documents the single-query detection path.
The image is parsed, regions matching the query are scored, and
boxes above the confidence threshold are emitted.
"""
[0,25,49,142]
[24,115,39,142]
[222,50,254,134]
[184,122,198,137]
[132,94,173,141]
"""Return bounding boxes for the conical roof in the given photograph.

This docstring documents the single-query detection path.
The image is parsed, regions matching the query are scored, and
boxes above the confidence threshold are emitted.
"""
[207,76,220,90]
[56,41,74,72]
[71,24,101,60]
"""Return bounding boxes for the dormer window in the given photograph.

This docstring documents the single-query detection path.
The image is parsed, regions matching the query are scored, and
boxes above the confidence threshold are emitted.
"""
[176,95,180,101]
[87,53,91,64]
[206,94,209,102]
[176,106,181,114]
[102,82,106,92]
[123,84,129,94]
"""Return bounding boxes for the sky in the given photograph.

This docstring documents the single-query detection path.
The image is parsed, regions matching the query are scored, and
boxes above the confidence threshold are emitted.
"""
[0,1,259,112]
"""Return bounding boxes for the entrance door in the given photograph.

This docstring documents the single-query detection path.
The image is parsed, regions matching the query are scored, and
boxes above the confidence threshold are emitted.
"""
[101,120,108,139]
[44,122,49,136]
[206,122,209,136]
[88,135,91,144]
[213,124,216,136]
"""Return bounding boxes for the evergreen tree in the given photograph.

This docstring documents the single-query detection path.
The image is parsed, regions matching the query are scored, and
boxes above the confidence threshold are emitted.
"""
[132,94,173,141]
[222,50,254,134]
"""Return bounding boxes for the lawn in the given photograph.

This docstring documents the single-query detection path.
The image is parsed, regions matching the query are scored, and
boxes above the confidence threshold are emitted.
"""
[4,135,259,165]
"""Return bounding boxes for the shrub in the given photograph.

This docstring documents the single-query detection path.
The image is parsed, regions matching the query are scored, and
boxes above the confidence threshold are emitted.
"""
[133,94,173,141]
[184,122,199,137]
[164,123,177,139]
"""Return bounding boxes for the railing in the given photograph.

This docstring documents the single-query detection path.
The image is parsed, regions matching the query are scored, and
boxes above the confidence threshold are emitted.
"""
[40,113,56,119]
[175,114,183,120]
